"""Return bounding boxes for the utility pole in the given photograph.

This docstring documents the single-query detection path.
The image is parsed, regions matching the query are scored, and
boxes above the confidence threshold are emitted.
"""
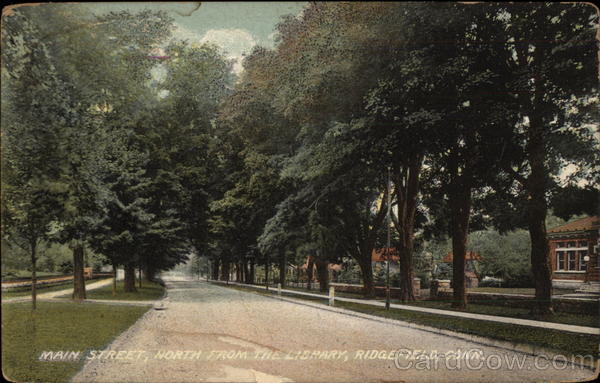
[197,255,201,280]
[265,251,270,291]
[385,167,391,310]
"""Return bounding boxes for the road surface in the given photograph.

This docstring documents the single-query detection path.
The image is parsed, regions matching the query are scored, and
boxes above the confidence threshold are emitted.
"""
[73,274,596,383]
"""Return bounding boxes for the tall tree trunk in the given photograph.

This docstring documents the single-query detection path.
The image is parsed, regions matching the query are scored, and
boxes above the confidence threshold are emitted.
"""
[449,171,472,309]
[397,247,414,302]
[124,263,137,292]
[315,258,329,292]
[72,242,86,300]
[393,154,423,302]
[212,257,220,280]
[357,186,388,299]
[112,263,117,296]
[30,240,37,310]
[144,264,155,282]
[357,256,375,298]
[249,259,255,284]
[306,256,314,290]
[138,267,142,289]
[279,251,287,288]
[527,114,553,318]
[220,261,230,281]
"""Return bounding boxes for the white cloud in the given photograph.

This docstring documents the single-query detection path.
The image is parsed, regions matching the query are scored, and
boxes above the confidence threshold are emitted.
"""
[199,28,257,75]
[170,25,257,75]
[171,24,204,44]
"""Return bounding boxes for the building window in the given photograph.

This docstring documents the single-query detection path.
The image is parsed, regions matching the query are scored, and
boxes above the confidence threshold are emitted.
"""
[556,242,564,248]
[556,251,565,271]
[567,251,577,270]
[579,251,588,271]
[566,242,576,248]
[579,240,588,248]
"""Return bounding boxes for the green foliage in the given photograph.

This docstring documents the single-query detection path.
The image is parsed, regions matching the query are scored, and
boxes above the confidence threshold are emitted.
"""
[2,3,597,298]
[468,230,532,288]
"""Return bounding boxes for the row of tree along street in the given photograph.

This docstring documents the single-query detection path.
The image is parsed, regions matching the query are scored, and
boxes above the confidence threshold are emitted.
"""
[2,3,598,317]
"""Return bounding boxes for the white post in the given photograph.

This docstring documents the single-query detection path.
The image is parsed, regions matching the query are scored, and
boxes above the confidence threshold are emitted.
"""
[277,283,281,296]
[329,286,335,306]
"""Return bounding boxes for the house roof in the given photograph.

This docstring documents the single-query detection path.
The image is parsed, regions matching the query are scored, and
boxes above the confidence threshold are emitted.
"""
[300,259,343,271]
[548,216,600,234]
[442,251,482,263]
[372,248,400,262]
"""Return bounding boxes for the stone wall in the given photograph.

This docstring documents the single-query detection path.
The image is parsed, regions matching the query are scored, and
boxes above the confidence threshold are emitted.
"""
[331,279,421,298]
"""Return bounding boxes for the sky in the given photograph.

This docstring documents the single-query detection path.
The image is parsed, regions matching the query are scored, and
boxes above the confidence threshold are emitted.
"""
[85,2,307,74]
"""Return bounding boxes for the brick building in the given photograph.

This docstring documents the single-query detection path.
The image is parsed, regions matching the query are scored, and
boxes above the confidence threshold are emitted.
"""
[548,216,600,289]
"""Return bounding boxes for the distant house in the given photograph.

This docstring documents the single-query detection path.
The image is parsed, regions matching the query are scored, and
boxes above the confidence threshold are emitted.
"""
[440,251,482,288]
[371,248,400,271]
[548,216,600,289]
[300,248,400,282]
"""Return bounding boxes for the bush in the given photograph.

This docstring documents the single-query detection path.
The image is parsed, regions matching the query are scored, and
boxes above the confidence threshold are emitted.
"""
[337,263,361,284]
[58,260,73,274]
[479,277,503,288]
[417,271,431,289]
[502,271,535,288]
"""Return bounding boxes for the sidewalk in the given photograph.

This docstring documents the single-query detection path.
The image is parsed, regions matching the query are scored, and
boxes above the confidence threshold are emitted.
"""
[211,280,599,336]
[2,276,119,304]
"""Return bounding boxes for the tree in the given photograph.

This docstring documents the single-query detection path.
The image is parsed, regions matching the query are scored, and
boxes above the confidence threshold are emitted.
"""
[469,230,532,288]
[2,5,177,299]
[1,8,71,308]
[489,3,598,317]
[148,41,233,278]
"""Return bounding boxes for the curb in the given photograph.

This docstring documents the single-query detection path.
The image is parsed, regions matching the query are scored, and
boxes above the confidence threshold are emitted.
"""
[212,281,599,371]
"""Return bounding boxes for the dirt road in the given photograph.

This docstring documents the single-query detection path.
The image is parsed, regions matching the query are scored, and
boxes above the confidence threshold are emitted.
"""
[72,274,596,383]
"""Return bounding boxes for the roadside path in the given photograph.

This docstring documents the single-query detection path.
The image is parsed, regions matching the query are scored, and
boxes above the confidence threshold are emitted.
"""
[2,276,119,304]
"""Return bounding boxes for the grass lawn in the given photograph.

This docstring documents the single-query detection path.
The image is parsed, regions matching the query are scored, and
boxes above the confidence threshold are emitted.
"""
[266,284,598,328]
[221,284,599,359]
[1,301,150,383]
[468,287,575,295]
[403,300,599,328]
[82,280,165,301]
[1,278,112,299]
[333,300,598,358]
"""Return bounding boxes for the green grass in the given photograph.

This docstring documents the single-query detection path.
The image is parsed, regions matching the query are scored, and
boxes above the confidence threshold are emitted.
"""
[81,280,165,301]
[333,301,598,358]
[272,284,598,328]
[468,287,575,295]
[1,278,112,299]
[221,283,599,359]
[1,301,150,383]
[403,300,599,328]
